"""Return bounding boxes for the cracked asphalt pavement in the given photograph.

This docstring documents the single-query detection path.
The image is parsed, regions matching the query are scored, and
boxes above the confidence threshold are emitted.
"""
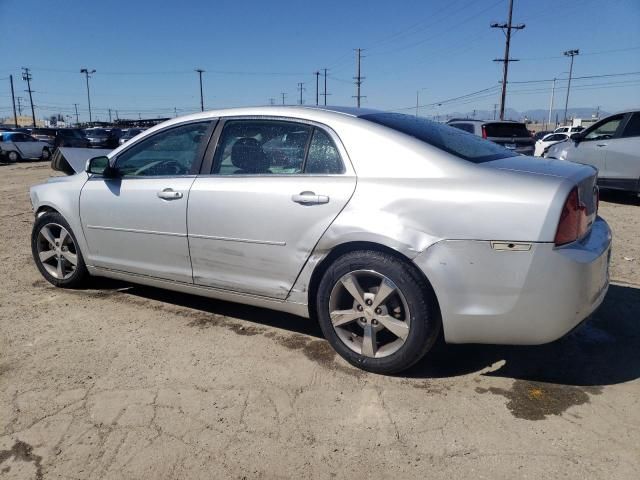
[1,162,639,479]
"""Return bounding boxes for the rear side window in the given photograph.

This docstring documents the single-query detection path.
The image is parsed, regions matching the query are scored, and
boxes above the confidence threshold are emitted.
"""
[361,113,516,164]
[305,129,344,174]
[622,113,640,138]
[483,123,530,137]
[450,123,475,134]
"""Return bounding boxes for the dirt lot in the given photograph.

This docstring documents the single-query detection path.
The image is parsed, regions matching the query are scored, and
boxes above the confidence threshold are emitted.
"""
[1,162,639,479]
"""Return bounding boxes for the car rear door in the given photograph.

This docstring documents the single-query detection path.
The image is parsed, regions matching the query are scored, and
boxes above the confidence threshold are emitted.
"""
[80,120,214,283]
[187,118,356,299]
[601,112,640,191]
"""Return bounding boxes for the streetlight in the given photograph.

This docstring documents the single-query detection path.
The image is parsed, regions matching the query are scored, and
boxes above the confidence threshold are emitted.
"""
[562,49,579,124]
[80,68,96,123]
[416,88,427,117]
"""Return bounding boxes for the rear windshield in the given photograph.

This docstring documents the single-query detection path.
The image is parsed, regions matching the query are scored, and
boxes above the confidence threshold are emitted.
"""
[483,122,530,138]
[360,113,517,164]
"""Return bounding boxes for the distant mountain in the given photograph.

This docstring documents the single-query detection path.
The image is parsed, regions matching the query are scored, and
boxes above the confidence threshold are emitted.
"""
[440,107,607,123]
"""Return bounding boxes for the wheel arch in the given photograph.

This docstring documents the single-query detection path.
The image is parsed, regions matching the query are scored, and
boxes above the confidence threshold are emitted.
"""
[304,240,441,324]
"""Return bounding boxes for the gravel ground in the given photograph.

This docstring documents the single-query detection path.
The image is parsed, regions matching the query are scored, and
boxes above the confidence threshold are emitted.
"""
[1,162,639,479]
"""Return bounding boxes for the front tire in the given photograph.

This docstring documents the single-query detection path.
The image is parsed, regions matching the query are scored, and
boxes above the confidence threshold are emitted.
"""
[41,148,51,161]
[31,212,88,288]
[316,250,440,374]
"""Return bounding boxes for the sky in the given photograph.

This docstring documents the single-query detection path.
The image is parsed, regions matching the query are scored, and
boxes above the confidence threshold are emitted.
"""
[1,0,639,122]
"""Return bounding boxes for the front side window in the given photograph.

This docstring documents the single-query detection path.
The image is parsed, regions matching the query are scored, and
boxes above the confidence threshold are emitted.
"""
[362,113,516,163]
[583,115,624,141]
[213,120,312,175]
[450,123,474,134]
[621,113,640,138]
[115,122,209,177]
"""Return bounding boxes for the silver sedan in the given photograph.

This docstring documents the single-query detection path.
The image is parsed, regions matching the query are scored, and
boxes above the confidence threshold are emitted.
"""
[29,106,611,374]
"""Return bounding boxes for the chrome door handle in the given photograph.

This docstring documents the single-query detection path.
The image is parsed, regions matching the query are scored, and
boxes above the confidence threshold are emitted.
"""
[597,143,608,147]
[291,191,329,205]
[157,188,183,200]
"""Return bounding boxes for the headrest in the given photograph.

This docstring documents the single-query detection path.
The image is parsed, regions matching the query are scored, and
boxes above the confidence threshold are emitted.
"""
[230,137,270,173]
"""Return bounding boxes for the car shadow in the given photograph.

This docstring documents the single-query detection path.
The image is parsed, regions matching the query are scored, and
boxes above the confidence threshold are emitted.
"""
[89,278,639,387]
[406,283,640,386]
[599,189,640,206]
[88,277,323,338]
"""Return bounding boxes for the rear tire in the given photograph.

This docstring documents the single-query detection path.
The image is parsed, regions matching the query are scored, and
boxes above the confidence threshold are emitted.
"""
[31,212,89,288]
[7,151,20,163]
[316,250,441,374]
[41,148,51,161]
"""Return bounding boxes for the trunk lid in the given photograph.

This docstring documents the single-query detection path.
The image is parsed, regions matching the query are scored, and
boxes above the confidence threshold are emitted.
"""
[483,155,599,218]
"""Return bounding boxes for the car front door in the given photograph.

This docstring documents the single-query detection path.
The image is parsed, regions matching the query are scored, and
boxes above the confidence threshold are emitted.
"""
[80,120,214,283]
[188,118,356,299]
[571,114,625,174]
[601,113,640,191]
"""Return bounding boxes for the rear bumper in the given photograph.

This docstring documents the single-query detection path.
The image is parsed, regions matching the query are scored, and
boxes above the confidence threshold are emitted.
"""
[413,217,611,345]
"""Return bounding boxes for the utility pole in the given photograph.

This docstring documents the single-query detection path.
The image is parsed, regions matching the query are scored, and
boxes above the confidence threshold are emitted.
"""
[21,67,37,127]
[281,92,287,105]
[353,48,365,108]
[108,108,112,123]
[314,71,320,106]
[17,97,23,116]
[9,75,18,127]
[491,0,525,120]
[269,97,275,105]
[415,88,427,117]
[297,82,305,105]
[547,78,556,127]
[563,49,579,124]
[493,103,498,120]
[80,68,96,123]
[73,103,80,125]
[195,69,205,111]
[321,68,329,106]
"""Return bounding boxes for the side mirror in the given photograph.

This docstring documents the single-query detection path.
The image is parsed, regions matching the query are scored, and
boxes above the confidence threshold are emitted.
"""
[86,156,118,177]
[570,132,582,142]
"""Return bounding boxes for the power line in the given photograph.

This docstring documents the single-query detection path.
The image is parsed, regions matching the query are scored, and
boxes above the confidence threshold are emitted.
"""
[491,0,525,120]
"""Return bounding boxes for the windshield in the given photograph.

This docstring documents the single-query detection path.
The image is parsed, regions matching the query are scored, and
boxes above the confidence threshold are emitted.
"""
[360,113,517,163]
[483,122,530,138]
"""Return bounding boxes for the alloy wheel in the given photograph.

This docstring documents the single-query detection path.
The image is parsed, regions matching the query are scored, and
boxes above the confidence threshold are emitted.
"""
[329,270,411,358]
[36,223,78,280]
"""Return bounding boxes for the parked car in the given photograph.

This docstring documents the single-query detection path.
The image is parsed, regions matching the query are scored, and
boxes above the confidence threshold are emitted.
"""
[546,110,640,195]
[53,129,90,148]
[118,128,145,145]
[84,128,122,149]
[446,119,535,155]
[0,131,52,162]
[554,125,584,135]
[30,106,610,374]
[30,128,58,145]
[533,130,552,141]
[534,132,569,157]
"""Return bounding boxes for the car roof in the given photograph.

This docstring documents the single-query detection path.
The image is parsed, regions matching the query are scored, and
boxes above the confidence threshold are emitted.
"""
[447,118,522,124]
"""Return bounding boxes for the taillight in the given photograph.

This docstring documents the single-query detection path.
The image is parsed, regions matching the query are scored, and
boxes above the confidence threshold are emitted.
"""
[555,188,589,246]
[481,125,487,139]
